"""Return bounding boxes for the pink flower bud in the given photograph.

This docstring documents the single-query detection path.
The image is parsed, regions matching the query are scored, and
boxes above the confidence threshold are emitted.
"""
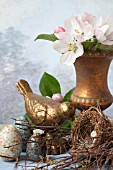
[54,26,65,34]
[52,93,63,103]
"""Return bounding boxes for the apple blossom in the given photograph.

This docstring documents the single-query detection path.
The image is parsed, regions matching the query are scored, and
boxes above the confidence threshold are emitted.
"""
[64,15,94,42]
[95,25,113,45]
[52,93,63,103]
[100,22,113,45]
[36,12,113,65]
[82,13,113,45]
[54,26,65,34]
[53,32,84,66]
[81,12,103,28]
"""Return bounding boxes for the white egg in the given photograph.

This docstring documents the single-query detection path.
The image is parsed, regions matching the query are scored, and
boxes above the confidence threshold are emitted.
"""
[0,125,22,161]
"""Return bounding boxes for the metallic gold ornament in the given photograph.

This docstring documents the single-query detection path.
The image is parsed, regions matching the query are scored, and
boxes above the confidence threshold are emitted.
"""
[71,51,113,110]
[16,80,75,125]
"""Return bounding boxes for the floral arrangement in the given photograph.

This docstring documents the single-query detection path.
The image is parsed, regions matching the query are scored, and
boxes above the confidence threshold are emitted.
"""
[35,13,113,66]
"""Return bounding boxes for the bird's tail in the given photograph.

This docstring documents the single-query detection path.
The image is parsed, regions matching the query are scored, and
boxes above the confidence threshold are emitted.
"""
[16,79,33,97]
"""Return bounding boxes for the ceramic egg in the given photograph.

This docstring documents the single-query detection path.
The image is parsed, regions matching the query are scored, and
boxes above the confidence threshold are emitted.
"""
[26,130,47,161]
[0,125,22,161]
[15,115,31,151]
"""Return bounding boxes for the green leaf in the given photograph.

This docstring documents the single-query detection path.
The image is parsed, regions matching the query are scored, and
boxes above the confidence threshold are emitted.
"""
[60,112,77,130]
[60,120,71,127]
[60,120,71,133]
[69,121,74,128]
[24,113,35,126]
[63,88,75,102]
[69,116,77,128]
[97,44,113,50]
[35,34,58,42]
[82,38,98,51]
[60,119,76,129]
[82,38,113,51]
[39,72,61,97]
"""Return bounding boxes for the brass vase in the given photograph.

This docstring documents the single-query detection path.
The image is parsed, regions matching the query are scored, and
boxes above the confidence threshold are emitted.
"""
[70,51,113,110]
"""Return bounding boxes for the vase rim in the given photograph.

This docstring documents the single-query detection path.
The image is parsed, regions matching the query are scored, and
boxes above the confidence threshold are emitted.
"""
[79,50,113,58]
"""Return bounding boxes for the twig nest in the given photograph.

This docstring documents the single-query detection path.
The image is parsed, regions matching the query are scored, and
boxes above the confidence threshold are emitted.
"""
[45,132,70,155]
[71,106,113,150]
[15,116,31,152]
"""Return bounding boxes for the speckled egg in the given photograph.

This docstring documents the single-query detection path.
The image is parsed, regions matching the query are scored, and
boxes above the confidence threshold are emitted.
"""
[26,132,47,161]
[0,125,22,161]
[15,115,31,152]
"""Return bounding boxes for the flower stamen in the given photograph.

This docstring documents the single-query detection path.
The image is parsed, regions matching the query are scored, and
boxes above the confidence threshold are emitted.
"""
[75,29,80,34]
[68,43,78,53]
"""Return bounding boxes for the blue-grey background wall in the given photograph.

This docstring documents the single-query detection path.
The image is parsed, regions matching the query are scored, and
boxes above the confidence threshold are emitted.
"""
[0,0,113,123]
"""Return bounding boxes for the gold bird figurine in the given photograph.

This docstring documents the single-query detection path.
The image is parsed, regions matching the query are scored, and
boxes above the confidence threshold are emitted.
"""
[16,80,75,125]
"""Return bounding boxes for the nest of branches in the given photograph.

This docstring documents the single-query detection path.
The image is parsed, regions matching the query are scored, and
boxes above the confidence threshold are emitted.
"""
[71,106,113,169]
[1,107,113,169]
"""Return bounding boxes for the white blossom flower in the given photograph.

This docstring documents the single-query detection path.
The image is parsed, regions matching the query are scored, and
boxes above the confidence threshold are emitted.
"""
[53,32,84,66]
[102,19,113,45]
[82,13,113,45]
[64,15,94,42]
[36,12,113,66]
[81,12,103,29]
[95,25,113,45]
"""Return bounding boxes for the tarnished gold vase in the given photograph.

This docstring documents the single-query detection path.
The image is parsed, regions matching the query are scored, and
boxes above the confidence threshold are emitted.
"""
[70,51,113,110]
